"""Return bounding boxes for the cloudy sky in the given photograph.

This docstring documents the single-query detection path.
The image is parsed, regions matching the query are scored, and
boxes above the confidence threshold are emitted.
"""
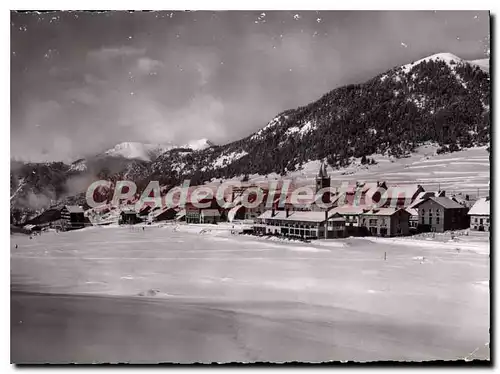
[11,10,489,162]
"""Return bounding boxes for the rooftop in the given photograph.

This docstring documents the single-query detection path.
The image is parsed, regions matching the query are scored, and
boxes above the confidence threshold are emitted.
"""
[257,210,344,223]
[468,197,490,216]
[64,205,84,213]
[413,196,465,210]
[360,208,407,216]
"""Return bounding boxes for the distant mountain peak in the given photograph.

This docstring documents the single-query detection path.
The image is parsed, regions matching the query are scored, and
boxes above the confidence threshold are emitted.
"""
[101,139,213,161]
[401,52,463,73]
[184,138,214,151]
[102,142,170,161]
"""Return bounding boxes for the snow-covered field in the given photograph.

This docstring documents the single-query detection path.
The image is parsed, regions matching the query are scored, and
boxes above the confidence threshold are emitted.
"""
[11,225,490,362]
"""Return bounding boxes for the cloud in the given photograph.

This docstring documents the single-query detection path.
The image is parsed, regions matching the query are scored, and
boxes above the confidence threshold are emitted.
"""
[136,57,164,73]
[196,62,213,86]
[87,46,146,61]
[66,87,100,105]
[119,93,226,145]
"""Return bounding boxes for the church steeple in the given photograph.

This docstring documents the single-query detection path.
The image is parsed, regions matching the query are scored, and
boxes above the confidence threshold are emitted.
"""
[317,162,328,179]
[316,161,331,196]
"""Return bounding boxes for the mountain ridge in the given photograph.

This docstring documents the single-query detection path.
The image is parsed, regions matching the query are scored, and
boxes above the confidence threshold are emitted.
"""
[10,52,490,223]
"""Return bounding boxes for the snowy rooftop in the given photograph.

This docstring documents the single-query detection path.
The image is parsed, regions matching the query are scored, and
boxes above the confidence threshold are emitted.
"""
[64,205,84,213]
[360,208,406,216]
[413,196,465,210]
[331,205,370,215]
[468,198,490,216]
[405,208,418,217]
[151,206,179,218]
[257,210,344,223]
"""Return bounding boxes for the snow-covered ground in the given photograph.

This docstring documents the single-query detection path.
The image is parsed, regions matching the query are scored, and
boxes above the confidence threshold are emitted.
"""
[11,225,489,362]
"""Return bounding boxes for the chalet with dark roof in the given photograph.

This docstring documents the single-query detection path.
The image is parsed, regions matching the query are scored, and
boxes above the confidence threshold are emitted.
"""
[412,197,469,233]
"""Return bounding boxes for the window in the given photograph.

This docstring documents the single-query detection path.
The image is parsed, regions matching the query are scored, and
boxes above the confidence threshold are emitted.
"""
[429,209,433,216]
[475,217,478,223]
[436,217,440,224]
[436,209,441,216]
[429,217,433,225]
[480,218,483,225]
[487,218,490,223]
[422,208,425,215]
[421,216,425,224]
[369,219,377,226]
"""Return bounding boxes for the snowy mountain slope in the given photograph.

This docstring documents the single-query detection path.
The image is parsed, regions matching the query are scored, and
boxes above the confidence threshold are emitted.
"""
[148,52,490,183]
[69,158,87,172]
[468,58,489,73]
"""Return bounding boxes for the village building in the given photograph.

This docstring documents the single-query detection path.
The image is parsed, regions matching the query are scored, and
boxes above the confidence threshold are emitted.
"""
[381,184,425,208]
[254,210,346,239]
[227,186,269,222]
[119,208,141,225]
[330,205,367,228]
[200,209,222,224]
[25,206,63,230]
[185,197,223,224]
[341,181,388,207]
[138,205,153,218]
[468,197,490,231]
[405,190,443,230]
[451,192,477,209]
[60,205,86,230]
[359,208,410,237]
[412,196,469,233]
[185,205,201,223]
[150,206,179,222]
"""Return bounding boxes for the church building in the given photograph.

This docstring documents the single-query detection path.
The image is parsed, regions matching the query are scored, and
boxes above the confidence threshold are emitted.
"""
[315,161,332,205]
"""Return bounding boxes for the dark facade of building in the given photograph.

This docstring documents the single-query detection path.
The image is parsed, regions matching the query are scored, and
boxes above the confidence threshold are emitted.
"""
[359,208,411,237]
[24,207,62,229]
[185,198,224,224]
[413,197,469,233]
[120,210,141,225]
[60,205,85,230]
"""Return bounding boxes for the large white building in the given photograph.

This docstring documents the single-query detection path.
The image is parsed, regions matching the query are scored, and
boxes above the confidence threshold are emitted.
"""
[468,197,490,231]
[253,210,346,239]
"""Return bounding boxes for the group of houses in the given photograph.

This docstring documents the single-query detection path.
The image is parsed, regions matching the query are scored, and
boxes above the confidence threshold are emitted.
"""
[252,163,490,240]
[19,163,490,239]
[22,205,87,232]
